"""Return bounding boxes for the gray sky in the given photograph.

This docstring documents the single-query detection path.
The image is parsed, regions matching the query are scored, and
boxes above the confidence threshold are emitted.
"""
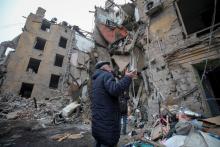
[0,0,130,43]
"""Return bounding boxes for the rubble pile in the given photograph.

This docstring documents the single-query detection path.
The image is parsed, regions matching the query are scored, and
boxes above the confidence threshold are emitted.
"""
[90,1,220,146]
[0,93,35,120]
[120,105,220,147]
[0,93,82,125]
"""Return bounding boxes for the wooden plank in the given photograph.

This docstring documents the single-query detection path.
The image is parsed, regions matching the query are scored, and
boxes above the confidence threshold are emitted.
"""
[202,116,220,126]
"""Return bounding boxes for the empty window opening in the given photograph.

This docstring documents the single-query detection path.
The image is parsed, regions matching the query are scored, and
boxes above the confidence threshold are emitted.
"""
[54,54,64,67]
[26,58,41,73]
[34,37,46,50]
[176,0,220,36]
[59,37,67,48]
[41,20,51,32]
[194,59,220,116]
[19,83,34,98]
[49,74,60,89]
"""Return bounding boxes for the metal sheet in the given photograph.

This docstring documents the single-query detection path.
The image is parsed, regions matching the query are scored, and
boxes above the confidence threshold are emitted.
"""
[97,23,128,44]
[203,116,220,126]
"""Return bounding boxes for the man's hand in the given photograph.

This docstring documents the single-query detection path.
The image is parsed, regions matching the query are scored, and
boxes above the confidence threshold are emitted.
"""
[125,69,137,78]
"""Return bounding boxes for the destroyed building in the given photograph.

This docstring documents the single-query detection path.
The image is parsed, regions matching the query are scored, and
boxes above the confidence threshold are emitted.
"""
[92,0,220,122]
[136,0,220,119]
[0,0,220,146]
[0,0,219,123]
[0,7,94,100]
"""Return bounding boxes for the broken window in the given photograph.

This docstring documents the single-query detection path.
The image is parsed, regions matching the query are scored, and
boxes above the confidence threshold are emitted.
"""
[49,74,60,89]
[58,37,67,48]
[26,58,41,73]
[34,37,46,50]
[41,20,51,32]
[54,54,64,67]
[194,59,220,116]
[19,83,34,98]
[175,0,220,36]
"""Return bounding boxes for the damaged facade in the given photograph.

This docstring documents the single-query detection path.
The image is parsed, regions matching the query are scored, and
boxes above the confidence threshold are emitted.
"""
[0,7,94,101]
[92,0,220,123]
[90,0,220,145]
[137,0,220,118]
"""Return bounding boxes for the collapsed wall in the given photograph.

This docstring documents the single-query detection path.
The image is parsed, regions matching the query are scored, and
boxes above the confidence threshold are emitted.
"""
[92,0,220,124]
[0,5,115,123]
[138,0,220,120]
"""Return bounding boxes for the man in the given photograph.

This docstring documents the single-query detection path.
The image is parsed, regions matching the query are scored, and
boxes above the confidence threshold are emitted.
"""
[91,61,136,147]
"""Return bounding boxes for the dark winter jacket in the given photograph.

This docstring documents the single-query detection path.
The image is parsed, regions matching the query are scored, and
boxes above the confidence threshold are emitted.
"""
[91,69,132,145]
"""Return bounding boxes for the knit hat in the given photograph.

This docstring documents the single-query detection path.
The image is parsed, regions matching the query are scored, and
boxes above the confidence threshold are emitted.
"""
[95,61,110,69]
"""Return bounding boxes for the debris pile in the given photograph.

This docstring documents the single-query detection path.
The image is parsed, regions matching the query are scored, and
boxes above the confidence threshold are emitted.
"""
[90,0,220,146]
[0,92,86,126]
[121,106,220,147]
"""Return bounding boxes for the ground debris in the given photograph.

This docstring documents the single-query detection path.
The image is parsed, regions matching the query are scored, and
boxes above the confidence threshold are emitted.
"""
[0,92,82,126]
[50,132,84,142]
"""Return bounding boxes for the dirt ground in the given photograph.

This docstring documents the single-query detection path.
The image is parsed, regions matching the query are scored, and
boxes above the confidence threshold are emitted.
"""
[0,120,132,147]
[0,120,94,147]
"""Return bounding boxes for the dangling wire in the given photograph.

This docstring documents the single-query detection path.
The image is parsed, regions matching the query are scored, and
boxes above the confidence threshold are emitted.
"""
[200,0,217,82]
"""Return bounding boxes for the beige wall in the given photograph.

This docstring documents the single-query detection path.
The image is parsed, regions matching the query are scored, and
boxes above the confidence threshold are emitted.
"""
[135,0,220,118]
[2,13,74,100]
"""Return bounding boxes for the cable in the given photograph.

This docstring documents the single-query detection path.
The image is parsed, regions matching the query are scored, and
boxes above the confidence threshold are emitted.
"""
[197,0,217,113]
[200,0,217,82]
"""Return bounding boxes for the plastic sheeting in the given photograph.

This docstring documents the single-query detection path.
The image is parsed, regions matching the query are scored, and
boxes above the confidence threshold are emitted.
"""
[164,131,220,147]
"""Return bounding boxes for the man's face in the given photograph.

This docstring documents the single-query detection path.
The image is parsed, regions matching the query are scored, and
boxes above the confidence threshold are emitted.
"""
[102,64,113,72]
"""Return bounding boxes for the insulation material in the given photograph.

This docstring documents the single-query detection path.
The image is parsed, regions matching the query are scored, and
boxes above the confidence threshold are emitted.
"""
[62,102,80,117]
[75,32,94,53]
[112,55,130,71]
